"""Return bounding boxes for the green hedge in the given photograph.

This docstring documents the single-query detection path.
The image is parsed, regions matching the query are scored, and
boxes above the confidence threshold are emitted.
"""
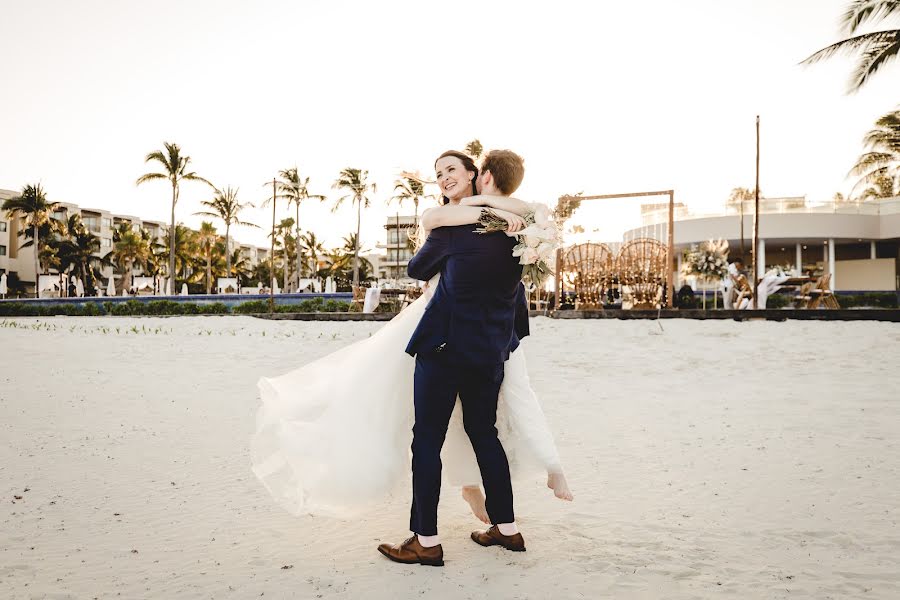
[0,298,351,317]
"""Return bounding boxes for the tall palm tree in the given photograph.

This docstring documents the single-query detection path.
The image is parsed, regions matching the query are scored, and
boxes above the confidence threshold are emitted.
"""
[136,142,212,294]
[465,139,484,159]
[197,221,218,294]
[802,0,900,92]
[391,176,434,224]
[299,231,325,276]
[849,108,900,198]
[194,185,257,279]
[111,227,151,294]
[277,167,325,290]
[332,168,376,287]
[2,183,58,293]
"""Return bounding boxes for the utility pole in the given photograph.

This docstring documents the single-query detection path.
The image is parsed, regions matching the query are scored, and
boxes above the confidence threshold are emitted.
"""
[752,116,761,309]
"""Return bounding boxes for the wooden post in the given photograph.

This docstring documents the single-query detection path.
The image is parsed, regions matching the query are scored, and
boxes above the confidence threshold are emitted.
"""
[667,190,675,308]
[269,178,276,313]
[752,116,760,309]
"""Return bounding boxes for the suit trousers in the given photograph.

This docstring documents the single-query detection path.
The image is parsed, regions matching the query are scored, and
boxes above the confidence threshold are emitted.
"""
[409,350,515,536]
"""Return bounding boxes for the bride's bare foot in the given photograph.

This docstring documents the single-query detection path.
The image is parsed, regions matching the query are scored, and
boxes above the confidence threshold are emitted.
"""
[547,471,574,501]
[461,486,490,524]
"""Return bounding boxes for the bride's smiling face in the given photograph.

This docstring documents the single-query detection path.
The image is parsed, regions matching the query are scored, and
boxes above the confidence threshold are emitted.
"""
[435,156,474,202]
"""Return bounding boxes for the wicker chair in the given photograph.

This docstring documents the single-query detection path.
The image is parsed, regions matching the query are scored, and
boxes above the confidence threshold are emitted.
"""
[562,243,614,309]
[615,238,668,309]
[808,273,840,309]
[733,274,754,309]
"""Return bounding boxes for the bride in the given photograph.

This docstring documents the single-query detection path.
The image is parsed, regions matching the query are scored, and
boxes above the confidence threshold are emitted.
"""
[251,150,572,522]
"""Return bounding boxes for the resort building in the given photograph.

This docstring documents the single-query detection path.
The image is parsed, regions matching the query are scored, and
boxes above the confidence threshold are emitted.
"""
[376,214,417,281]
[0,188,267,296]
[625,196,900,292]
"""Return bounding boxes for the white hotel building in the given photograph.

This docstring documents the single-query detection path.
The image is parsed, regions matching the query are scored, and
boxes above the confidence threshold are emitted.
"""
[0,188,267,296]
[627,196,900,292]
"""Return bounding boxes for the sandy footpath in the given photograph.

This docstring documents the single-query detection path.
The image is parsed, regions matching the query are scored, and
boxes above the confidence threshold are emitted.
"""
[1,315,899,599]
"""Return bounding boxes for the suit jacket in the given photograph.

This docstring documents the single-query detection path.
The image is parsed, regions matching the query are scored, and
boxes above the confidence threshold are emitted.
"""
[406,224,530,365]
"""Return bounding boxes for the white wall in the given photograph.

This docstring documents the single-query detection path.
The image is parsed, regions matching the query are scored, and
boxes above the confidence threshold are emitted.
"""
[834,258,897,292]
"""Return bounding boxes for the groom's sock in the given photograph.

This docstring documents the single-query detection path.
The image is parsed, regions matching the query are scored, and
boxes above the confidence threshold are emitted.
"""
[417,534,441,548]
[497,522,518,536]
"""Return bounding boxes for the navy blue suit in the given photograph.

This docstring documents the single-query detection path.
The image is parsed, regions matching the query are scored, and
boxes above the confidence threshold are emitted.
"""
[405,224,529,535]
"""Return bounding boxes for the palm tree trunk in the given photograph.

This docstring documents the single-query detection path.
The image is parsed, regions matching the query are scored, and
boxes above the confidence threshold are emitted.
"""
[225,222,232,278]
[295,203,302,288]
[206,253,212,294]
[33,223,40,297]
[283,238,289,293]
[353,196,361,287]
[125,259,133,295]
[169,182,177,295]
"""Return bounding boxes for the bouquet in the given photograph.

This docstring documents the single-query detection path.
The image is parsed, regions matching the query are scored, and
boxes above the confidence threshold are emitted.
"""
[681,238,730,281]
[476,202,562,291]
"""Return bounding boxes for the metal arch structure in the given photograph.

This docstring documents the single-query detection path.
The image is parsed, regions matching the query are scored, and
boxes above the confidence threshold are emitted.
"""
[554,189,676,310]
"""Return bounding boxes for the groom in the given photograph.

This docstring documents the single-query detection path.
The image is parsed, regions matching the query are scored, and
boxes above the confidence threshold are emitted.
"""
[378,150,529,567]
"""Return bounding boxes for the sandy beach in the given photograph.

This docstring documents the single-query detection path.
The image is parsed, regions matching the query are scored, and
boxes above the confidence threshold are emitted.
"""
[1,315,899,599]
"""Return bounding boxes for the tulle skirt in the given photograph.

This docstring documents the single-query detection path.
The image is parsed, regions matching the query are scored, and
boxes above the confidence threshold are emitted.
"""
[250,283,562,517]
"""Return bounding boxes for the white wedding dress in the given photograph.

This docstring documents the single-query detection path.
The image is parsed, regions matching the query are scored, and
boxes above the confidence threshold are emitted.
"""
[250,275,563,517]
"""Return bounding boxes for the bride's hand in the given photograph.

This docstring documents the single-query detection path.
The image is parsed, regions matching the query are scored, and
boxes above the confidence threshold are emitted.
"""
[491,208,525,233]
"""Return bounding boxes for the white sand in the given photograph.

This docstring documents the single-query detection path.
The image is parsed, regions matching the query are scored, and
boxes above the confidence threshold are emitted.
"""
[1,315,899,599]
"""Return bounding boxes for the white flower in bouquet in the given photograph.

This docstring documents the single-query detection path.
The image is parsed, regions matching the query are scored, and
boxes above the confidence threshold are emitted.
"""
[519,247,540,265]
[536,241,555,260]
[533,202,551,226]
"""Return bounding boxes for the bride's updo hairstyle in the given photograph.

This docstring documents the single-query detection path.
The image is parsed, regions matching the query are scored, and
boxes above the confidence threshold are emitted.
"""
[434,150,479,205]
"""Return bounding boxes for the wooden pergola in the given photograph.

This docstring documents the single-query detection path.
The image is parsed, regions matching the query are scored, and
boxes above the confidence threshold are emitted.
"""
[554,189,676,310]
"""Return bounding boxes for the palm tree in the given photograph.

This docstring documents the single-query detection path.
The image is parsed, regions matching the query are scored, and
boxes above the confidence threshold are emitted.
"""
[230,248,253,287]
[194,185,257,279]
[53,214,110,296]
[197,221,218,294]
[465,139,484,159]
[2,183,58,294]
[111,227,151,294]
[136,142,212,294]
[802,0,900,92]
[849,108,900,198]
[859,174,897,199]
[271,217,296,292]
[391,176,434,224]
[162,223,200,287]
[332,168,376,287]
[276,167,326,291]
[300,231,325,276]
[727,187,760,260]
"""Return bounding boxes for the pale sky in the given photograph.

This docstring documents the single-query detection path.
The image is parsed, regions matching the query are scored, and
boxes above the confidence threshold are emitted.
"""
[1,0,896,251]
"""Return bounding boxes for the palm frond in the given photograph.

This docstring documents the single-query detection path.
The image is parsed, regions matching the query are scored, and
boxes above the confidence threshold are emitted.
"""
[842,0,900,33]
[849,32,900,90]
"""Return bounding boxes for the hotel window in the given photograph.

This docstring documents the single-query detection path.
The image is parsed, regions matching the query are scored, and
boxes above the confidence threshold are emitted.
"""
[0,221,6,232]
[100,238,112,249]
[0,245,6,256]
[102,218,113,229]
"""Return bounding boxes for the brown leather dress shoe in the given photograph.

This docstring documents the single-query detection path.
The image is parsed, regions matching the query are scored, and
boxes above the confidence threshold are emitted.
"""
[377,536,444,567]
[470,525,526,552]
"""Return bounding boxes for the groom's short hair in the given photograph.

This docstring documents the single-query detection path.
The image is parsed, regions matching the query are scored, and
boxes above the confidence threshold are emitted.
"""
[481,150,525,195]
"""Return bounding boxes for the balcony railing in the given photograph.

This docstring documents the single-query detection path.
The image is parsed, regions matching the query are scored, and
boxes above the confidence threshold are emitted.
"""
[638,197,900,226]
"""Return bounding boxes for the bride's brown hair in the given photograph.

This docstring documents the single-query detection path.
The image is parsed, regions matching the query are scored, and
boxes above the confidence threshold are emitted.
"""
[434,150,479,205]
